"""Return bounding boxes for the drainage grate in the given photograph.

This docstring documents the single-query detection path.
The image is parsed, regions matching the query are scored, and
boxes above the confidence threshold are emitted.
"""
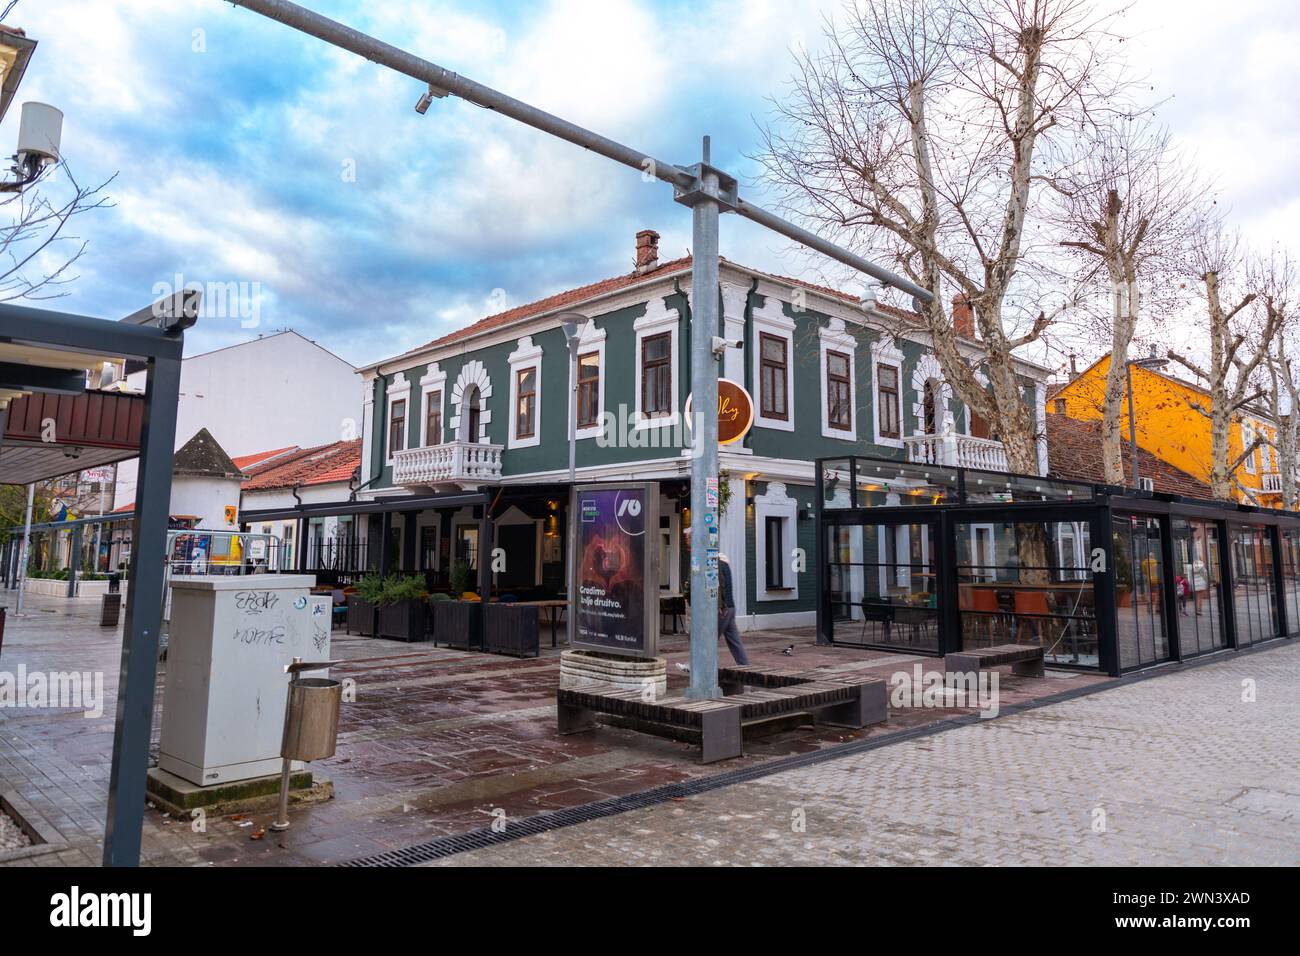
[340,638,1292,867]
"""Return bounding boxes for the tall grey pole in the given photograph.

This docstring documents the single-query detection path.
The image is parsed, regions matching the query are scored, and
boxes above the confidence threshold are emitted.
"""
[1127,361,1139,488]
[567,331,579,646]
[687,137,721,700]
[14,482,34,614]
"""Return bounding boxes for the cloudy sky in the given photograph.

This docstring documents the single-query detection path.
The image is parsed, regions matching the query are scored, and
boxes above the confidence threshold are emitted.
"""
[3,0,1298,372]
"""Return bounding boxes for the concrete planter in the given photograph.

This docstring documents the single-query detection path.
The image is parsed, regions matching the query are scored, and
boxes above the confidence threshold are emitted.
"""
[559,649,666,698]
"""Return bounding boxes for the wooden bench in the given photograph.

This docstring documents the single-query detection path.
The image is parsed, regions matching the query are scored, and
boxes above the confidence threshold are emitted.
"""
[944,643,1044,678]
[558,667,888,764]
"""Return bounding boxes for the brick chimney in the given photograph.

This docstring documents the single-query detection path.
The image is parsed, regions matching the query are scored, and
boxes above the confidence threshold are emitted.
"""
[635,229,660,274]
[951,293,975,339]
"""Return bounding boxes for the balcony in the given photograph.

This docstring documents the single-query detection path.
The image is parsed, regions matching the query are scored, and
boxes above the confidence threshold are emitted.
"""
[392,441,503,487]
[1262,472,1283,494]
[903,430,1009,472]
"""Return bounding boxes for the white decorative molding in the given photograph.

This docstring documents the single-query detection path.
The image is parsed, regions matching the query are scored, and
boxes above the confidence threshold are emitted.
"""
[572,321,607,441]
[385,371,412,465]
[507,335,543,449]
[448,359,493,444]
[818,318,858,442]
[419,362,447,447]
[359,373,376,484]
[720,283,749,383]
[869,337,905,449]
[909,351,954,434]
[755,481,799,603]
[751,296,796,433]
[634,296,682,429]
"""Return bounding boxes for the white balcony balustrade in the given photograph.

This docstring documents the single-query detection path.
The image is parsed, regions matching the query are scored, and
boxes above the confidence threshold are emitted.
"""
[903,429,1010,473]
[392,441,503,487]
[1262,472,1283,494]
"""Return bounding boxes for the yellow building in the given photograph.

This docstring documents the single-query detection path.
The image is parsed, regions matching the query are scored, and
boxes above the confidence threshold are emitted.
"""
[1048,355,1284,507]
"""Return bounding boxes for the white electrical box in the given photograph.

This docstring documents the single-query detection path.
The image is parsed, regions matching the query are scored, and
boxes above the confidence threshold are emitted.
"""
[158,575,331,786]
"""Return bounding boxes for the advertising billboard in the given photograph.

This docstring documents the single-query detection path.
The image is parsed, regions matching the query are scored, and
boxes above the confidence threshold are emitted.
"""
[569,482,660,658]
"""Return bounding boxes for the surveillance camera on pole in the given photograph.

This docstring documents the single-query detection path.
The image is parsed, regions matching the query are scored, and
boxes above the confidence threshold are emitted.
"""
[1,101,63,192]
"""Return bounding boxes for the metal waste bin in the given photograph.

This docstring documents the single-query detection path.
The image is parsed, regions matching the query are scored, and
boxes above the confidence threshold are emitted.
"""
[281,677,342,761]
[100,592,122,627]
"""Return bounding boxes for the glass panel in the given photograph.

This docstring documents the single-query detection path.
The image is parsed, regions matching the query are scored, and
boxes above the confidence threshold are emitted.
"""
[1112,514,1170,669]
[853,458,960,506]
[956,520,1098,669]
[964,470,1093,503]
[820,459,853,509]
[1231,524,1278,646]
[1283,529,1300,636]
[826,521,937,652]
[1172,518,1226,655]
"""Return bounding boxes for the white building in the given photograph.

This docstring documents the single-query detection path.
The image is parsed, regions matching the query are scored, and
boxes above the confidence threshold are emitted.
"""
[108,330,357,510]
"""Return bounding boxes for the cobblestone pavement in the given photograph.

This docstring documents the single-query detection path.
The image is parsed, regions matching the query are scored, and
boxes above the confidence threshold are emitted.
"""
[3,591,1105,866]
[434,642,1300,866]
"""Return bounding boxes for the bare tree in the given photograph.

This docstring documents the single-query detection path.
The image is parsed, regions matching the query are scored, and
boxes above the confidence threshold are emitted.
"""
[1260,252,1298,508]
[1056,121,1203,484]
[757,0,1131,475]
[0,161,114,302]
[1167,226,1279,500]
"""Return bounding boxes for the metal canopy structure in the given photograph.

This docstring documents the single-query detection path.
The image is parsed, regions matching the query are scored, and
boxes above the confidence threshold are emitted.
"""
[816,455,1300,677]
[0,293,197,867]
[229,0,933,703]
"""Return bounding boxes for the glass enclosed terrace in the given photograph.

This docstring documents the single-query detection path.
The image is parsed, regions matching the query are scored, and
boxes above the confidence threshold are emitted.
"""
[815,456,1299,675]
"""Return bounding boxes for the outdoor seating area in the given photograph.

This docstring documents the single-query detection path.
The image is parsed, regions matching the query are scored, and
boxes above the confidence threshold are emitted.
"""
[817,455,1300,676]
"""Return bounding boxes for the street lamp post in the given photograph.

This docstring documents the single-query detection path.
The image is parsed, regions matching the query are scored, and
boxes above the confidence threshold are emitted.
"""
[1127,349,1170,488]
[559,314,587,647]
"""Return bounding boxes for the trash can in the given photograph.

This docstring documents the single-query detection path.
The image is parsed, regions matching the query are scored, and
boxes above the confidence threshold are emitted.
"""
[281,677,342,762]
[99,592,122,628]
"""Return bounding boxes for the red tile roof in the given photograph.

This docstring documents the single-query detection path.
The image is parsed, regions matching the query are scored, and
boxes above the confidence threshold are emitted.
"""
[241,439,361,491]
[375,253,928,369]
[1046,413,1212,498]
[232,446,299,470]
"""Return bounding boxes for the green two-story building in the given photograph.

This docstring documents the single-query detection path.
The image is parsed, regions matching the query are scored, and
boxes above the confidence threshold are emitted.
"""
[349,230,1053,632]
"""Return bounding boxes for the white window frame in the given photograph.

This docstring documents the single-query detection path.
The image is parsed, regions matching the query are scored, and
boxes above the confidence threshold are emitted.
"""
[418,363,447,447]
[571,322,606,441]
[870,339,906,449]
[634,298,680,430]
[755,482,799,602]
[751,299,795,432]
[819,318,857,441]
[1242,421,1258,474]
[507,336,543,450]
[385,371,412,466]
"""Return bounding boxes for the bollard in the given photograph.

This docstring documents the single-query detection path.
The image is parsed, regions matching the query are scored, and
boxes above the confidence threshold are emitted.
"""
[270,657,343,832]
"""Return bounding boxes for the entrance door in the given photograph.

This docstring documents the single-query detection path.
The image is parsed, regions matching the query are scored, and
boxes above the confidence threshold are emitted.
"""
[496,523,536,591]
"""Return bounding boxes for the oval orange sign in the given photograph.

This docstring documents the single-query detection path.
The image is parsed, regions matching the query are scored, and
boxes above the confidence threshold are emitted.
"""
[684,378,754,445]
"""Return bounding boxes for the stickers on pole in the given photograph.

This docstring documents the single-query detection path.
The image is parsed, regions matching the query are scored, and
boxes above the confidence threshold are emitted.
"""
[706,478,719,510]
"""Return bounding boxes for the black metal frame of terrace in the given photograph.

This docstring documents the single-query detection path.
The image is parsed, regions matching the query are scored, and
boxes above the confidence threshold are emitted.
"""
[815,455,1300,677]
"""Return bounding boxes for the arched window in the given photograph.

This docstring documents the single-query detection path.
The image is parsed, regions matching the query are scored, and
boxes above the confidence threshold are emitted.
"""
[462,386,481,443]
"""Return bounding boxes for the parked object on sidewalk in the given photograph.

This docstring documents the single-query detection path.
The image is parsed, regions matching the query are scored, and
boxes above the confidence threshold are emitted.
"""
[345,592,372,635]
[99,592,121,628]
[482,602,540,658]
[271,656,343,832]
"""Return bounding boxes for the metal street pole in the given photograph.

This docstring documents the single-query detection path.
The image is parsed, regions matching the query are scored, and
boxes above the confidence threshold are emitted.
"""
[559,315,585,646]
[14,481,33,615]
[686,138,721,699]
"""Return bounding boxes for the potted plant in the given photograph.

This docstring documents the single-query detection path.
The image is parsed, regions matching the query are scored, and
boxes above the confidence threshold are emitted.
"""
[374,574,430,642]
[432,560,482,651]
[347,574,382,636]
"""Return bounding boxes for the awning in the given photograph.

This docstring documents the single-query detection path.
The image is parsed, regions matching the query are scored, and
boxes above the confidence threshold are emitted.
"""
[0,390,145,484]
[240,490,489,523]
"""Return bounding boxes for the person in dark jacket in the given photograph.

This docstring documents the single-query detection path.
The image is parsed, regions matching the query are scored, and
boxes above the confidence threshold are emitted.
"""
[684,528,749,665]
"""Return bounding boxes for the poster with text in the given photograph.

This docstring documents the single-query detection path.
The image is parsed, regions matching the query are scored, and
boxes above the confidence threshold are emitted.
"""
[572,484,658,657]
